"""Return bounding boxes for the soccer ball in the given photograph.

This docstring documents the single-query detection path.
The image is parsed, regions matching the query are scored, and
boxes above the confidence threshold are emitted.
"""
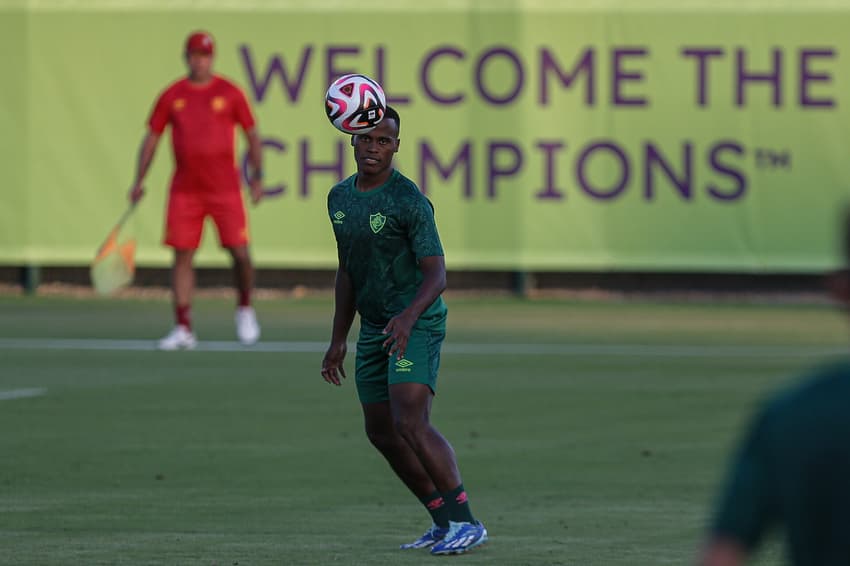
[324,73,387,134]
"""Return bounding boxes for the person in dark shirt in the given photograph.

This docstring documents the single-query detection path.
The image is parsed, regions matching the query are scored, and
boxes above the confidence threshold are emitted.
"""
[321,106,487,555]
[700,209,850,566]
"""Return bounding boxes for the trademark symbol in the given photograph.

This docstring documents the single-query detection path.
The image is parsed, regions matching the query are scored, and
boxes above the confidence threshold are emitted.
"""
[755,148,792,170]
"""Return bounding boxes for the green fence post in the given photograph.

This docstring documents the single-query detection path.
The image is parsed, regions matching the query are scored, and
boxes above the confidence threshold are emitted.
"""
[513,271,534,298]
[21,265,41,295]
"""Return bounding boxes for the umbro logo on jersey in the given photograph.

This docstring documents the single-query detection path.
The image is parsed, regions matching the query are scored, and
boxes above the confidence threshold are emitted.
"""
[395,358,414,372]
[332,210,345,224]
[370,212,387,234]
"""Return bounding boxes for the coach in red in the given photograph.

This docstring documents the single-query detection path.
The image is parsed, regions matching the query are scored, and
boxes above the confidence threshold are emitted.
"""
[128,30,264,350]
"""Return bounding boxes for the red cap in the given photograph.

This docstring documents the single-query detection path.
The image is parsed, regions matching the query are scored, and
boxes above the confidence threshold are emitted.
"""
[185,31,214,55]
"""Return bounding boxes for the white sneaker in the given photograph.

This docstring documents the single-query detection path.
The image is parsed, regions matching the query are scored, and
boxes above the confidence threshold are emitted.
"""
[157,325,197,351]
[235,306,260,345]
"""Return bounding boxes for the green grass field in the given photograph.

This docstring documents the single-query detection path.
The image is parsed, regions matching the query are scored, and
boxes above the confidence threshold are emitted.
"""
[1,294,847,565]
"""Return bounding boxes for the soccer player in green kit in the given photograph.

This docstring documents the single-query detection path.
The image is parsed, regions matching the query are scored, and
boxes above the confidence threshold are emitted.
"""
[699,209,850,566]
[320,106,488,555]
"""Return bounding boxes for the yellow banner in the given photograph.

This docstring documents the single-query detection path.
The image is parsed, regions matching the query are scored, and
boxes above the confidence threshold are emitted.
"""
[2,1,849,271]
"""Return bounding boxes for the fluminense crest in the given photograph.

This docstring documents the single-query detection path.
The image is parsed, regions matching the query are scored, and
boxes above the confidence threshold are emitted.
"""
[369,212,387,234]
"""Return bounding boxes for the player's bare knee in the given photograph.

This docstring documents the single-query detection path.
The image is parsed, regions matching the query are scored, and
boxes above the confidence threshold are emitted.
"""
[227,246,251,264]
[174,249,195,265]
[365,427,397,453]
[392,414,428,446]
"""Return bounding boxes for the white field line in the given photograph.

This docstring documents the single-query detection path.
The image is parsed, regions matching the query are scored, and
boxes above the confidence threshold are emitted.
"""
[0,388,47,401]
[0,338,845,358]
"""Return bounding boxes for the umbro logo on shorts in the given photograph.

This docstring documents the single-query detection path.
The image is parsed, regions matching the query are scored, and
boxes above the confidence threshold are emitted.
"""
[395,358,414,372]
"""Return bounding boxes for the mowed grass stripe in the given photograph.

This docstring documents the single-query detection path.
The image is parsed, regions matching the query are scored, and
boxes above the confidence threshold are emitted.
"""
[0,337,845,358]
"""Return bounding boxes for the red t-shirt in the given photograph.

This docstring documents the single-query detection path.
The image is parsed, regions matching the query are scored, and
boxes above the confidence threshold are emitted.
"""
[148,75,256,194]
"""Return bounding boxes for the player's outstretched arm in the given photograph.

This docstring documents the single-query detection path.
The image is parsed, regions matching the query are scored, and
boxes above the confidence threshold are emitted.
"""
[383,255,446,360]
[243,127,264,205]
[322,265,356,386]
[128,131,161,204]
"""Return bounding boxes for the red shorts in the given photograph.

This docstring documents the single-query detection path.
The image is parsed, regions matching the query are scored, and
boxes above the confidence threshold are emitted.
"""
[164,190,249,249]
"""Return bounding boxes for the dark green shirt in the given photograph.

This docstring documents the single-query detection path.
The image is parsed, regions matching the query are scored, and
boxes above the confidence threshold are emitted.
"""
[327,169,447,327]
[711,359,850,566]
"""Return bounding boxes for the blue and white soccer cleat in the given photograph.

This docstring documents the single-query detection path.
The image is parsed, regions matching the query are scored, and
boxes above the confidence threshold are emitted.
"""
[429,520,488,555]
[400,523,449,549]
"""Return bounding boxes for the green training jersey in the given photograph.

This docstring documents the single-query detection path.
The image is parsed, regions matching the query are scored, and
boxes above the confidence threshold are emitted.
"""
[711,359,850,566]
[327,169,447,328]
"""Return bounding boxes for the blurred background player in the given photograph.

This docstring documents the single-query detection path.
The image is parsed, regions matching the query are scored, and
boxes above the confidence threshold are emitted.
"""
[320,107,488,555]
[698,208,850,566]
[128,30,264,350]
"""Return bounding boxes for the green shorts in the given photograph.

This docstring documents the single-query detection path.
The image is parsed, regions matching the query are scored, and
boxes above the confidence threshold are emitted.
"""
[355,317,446,404]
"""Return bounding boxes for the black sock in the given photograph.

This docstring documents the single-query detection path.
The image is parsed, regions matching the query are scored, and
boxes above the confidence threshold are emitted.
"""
[443,483,475,524]
[419,490,450,528]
